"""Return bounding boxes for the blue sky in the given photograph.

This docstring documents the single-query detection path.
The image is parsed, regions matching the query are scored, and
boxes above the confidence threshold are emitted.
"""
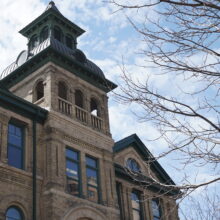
[1,1,218,208]
[0,0,155,147]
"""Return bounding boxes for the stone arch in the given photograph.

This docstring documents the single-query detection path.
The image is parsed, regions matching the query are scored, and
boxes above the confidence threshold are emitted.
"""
[0,194,29,220]
[62,205,106,220]
[75,89,84,108]
[89,94,102,117]
[56,77,71,101]
[124,150,145,173]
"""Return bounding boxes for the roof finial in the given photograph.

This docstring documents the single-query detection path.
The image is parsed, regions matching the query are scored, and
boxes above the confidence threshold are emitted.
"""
[49,1,55,6]
[45,1,60,13]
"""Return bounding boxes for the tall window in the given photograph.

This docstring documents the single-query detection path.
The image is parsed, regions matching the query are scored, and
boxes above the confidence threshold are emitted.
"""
[152,199,161,220]
[6,206,24,220]
[54,26,62,42]
[65,34,73,49]
[131,191,142,220]
[35,81,44,101]
[29,35,38,51]
[75,90,84,108]
[86,156,99,202]
[40,27,49,42]
[58,81,67,100]
[7,123,24,169]
[66,148,80,196]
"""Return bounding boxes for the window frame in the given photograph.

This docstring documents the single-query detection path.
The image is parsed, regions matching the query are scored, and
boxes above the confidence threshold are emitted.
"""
[126,158,141,173]
[40,26,49,43]
[131,190,143,220]
[65,147,82,197]
[29,34,38,51]
[7,121,25,170]
[65,34,73,49]
[151,199,162,220]
[6,206,24,220]
[85,155,101,203]
[53,26,63,42]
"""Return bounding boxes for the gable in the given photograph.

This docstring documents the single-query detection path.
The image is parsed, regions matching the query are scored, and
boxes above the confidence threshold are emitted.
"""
[113,134,176,185]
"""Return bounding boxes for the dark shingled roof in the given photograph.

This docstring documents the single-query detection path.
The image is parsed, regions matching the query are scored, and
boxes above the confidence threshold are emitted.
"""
[0,37,105,80]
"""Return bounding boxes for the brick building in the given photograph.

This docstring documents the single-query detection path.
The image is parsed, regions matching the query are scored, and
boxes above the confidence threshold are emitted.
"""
[0,2,180,220]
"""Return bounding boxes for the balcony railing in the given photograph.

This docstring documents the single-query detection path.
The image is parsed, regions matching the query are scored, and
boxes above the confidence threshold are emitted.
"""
[58,98,72,115]
[91,114,102,130]
[75,105,88,123]
[58,99,104,131]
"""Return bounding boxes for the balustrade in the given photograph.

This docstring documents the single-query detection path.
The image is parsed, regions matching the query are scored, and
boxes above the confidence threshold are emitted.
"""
[58,98,72,115]
[91,114,102,130]
[58,99,103,131]
[75,105,88,123]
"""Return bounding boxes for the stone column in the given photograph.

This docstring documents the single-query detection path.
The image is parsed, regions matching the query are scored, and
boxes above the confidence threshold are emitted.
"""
[0,113,10,164]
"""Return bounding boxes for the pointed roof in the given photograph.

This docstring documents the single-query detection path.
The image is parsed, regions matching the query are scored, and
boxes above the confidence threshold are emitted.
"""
[19,1,85,38]
[45,1,60,12]
[113,134,176,185]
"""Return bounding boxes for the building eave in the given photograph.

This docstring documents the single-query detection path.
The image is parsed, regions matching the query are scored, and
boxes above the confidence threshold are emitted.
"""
[1,47,117,93]
[114,134,176,186]
[114,163,181,196]
[0,87,48,123]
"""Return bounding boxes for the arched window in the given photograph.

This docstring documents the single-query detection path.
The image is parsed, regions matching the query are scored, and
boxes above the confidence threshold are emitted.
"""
[35,81,44,101]
[75,90,84,108]
[126,158,141,173]
[29,35,38,51]
[65,34,73,49]
[40,26,49,42]
[54,26,63,42]
[6,206,24,220]
[152,199,161,220]
[58,81,67,100]
[131,191,142,220]
[90,98,99,117]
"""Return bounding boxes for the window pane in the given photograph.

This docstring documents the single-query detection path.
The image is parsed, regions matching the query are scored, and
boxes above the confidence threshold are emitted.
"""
[67,178,79,196]
[86,156,97,168]
[8,145,23,169]
[40,27,49,42]
[87,185,98,202]
[8,124,15,134]
[132,199,140,210]
[86,168,97,187]
[127,158,141,172]
[6,207,22,220]
[66,35,73,49]
[15,127,22,136]
[65,148,80,196]
[8,135,22,147]
[54,27,62,41]
[152,200,160,218]
[66,149,78,161]
[133,210,141,220]
[131,192,140,210]
[66,160,79,180]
